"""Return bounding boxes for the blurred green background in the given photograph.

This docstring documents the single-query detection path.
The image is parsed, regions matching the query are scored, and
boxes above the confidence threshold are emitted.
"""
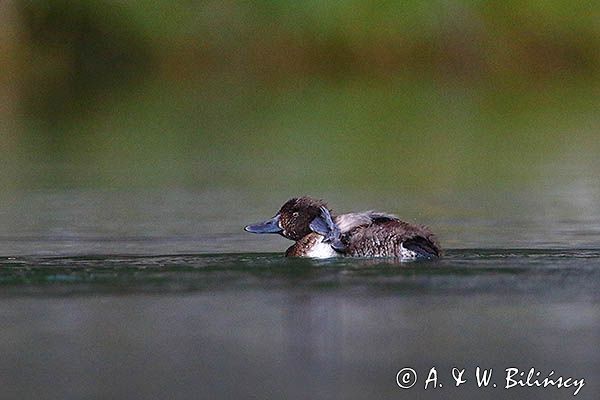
[1,0,598,193]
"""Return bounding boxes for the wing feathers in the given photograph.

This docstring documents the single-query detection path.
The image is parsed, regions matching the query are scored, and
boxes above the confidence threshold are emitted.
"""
[334,211,399,233]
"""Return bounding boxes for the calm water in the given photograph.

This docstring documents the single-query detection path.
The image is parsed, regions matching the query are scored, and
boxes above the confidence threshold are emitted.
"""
[0,189,599,399]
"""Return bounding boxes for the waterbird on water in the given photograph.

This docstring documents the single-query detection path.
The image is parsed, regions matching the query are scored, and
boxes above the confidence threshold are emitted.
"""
[244,197,441,260]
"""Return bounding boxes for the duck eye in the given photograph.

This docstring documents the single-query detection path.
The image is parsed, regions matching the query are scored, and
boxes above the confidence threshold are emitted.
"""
[292,212,299,218]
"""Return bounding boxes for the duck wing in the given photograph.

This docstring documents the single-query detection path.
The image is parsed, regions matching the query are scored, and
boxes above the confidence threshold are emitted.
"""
[340,216,441,258]
[334,211,399,233]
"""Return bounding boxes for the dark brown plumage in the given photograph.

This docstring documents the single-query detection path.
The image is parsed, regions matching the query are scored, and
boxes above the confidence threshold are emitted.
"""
[341,219,441,258]
[285,233,324,257]
[277,197,327,241]
[245,196,441,259]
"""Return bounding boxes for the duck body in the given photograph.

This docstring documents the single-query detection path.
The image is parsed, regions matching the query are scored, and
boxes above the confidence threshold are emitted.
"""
[285,211,440,259]
[245,197,441,260]
[285,233,338,258]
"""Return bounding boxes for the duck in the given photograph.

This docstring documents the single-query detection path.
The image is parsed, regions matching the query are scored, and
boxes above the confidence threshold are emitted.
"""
[244,197,441,260]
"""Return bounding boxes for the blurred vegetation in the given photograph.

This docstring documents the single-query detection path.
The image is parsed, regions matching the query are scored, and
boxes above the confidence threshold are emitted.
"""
[14,0,599,84]
[1,0,599,193]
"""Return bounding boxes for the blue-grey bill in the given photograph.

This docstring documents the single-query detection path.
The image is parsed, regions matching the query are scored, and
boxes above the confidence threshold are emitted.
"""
[244,215,282,234]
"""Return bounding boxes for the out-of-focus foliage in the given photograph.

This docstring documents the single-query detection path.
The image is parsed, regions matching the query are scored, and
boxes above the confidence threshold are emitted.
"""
[1,0,599,192]
[14,0,600,80]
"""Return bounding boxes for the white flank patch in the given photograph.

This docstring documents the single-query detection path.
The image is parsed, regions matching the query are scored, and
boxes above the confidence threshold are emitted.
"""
[399,243,419,260]
[306,238,339,259]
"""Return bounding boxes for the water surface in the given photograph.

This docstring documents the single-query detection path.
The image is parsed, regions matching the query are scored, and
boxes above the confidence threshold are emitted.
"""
[0,189,599,399]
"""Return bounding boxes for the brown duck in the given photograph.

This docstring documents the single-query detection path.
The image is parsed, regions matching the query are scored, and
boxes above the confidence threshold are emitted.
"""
[244,197,441,260]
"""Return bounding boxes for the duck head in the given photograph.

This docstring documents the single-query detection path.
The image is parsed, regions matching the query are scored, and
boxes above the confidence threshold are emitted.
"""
[245,197,342,246]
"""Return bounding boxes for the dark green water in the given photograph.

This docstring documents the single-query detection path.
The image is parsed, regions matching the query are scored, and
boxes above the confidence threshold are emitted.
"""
[0,251,598,400]
[0,189,599,399]
[2,62,599,400]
